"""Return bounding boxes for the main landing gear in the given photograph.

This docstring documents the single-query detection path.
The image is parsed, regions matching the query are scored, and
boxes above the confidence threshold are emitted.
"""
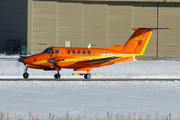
[84,71,91,79]
[22,67,90,79]
[22,67,61,79]
[72,71,91,79]
[54,67,61,79]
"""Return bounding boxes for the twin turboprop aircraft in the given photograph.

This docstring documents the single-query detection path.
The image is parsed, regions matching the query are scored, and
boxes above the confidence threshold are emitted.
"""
[18,28,170,79]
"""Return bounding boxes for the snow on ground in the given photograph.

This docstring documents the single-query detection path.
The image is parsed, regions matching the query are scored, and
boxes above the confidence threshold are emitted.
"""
[1,58,180,79]
[0,54,20,59]
[0,58,180,118]
[1,80,180,118]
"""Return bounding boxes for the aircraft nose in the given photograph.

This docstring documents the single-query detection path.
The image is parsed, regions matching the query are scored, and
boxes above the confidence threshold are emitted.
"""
[18,53,51,64]
[18,57,26,62]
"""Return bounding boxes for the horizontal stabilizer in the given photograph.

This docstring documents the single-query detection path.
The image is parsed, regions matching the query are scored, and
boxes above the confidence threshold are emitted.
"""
[134,28,171,31]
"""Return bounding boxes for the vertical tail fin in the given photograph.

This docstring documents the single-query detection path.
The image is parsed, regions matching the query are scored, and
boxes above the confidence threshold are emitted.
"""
[123,28,170,56]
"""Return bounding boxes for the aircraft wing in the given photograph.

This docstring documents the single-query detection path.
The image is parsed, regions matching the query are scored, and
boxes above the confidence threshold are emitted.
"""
[56,55,133,65]
[51,55,134,71]
[77,57,118,64]
[56,55,119,64]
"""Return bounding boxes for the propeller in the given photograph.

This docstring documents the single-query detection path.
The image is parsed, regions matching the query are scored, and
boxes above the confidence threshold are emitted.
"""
[16,60,21,71]
[16,56,27,72]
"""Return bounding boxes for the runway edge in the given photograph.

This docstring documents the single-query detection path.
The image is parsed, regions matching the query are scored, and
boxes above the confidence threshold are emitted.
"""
[0,78,180,81]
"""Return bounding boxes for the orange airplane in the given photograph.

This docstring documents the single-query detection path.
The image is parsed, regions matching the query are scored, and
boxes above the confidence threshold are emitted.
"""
[18,28,170,79]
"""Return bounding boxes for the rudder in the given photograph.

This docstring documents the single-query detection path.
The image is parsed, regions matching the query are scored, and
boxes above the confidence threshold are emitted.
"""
[122,28,170,55]
[123,28,154,54]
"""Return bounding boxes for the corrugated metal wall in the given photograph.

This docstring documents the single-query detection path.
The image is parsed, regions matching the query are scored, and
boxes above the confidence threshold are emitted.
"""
[57,2,82,47]
[28,0,180,57]
[133,3,157,57]
[31,1,57,53]
[158,2,180,57]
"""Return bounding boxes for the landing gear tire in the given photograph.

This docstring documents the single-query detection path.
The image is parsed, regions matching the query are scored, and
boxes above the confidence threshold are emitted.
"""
[54,74,61,79]
[23,72,29,79]
[84,74,91,79]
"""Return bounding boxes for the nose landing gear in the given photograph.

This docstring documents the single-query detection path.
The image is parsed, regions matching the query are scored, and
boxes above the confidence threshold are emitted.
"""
[23,67,29,79]
[23,72,29,79]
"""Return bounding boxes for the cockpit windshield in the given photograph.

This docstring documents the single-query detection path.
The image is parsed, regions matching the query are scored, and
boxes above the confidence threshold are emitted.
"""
[42,47,53,53]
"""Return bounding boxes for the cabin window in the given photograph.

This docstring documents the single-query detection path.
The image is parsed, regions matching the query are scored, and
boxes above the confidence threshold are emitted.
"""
[55,50,59,54]
[42,47,53,53]
[105,52,108,55]
[87,51,91,55]
[72,50,76,54]
[67,50,71,54]
[82,51,86,55]
[77,51,81,55]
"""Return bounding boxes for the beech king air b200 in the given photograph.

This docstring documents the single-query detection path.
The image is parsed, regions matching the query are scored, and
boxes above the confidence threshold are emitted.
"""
[18,28,170,79]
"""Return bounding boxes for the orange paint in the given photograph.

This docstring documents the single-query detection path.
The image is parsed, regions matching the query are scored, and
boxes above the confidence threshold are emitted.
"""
[18,28,170,79]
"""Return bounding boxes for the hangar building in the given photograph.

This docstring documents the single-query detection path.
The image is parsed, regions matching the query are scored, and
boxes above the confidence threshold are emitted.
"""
[0,0,180,57]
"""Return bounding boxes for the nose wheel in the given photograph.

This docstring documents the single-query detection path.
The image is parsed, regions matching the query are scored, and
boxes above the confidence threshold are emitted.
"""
[23,67,29,79]
[23,72,29,79]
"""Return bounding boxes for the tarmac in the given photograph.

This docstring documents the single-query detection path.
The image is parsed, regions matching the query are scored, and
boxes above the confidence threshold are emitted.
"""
[0,78,180,81]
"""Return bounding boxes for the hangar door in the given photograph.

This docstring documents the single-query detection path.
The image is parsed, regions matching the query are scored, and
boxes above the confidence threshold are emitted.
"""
[133,2,158,57]
[158,2,180,57]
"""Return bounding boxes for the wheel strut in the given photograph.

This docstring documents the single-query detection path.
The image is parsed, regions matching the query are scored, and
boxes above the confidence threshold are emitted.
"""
[23,67,29,79]
[54,67,61,79]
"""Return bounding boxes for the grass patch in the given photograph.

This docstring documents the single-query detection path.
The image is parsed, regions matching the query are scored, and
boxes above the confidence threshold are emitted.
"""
[0,111,180,120]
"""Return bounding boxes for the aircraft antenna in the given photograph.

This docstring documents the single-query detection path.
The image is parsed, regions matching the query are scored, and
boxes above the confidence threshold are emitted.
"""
[88,44,91,48]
